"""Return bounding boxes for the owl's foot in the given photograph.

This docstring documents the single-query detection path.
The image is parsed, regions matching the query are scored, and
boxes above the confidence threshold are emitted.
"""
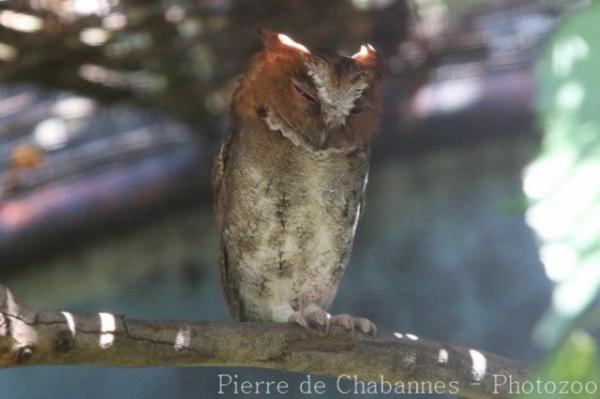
[330,314,377,336]
[288,311,309,329]
[288,304,330,333]
[287,305,376,336]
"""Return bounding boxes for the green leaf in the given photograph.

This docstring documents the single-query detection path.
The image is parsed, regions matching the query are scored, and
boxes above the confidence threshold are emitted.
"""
[528,1,600,349]
[520,331,600,399]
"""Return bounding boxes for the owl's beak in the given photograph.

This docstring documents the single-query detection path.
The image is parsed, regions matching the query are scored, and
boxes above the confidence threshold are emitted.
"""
[317,130,330,149]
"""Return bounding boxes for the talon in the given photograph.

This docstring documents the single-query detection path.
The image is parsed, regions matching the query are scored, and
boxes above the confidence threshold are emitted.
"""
[329,314,377,336]
[288,312,308,329]
[304,308,330,333]
[289,306,332,334]
[330,314,354,331]
[355,317,377,336]
[370,323,377,336]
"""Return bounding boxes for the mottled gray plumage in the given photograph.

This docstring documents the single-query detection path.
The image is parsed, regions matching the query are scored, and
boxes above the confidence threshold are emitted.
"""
[213,30,382,333]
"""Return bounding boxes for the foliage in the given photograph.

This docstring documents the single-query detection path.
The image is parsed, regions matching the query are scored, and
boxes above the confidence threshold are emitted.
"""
[522,331,600,399]
[526,0,600,394]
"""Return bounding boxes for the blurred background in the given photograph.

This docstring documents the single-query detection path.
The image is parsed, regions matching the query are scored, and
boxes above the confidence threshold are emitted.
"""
[0,0,598,397]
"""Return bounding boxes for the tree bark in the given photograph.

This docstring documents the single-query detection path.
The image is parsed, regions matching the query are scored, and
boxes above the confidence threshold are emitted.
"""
[0,284,530,398]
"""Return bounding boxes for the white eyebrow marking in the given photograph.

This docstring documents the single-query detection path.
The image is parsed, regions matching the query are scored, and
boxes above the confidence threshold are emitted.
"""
[394,332,404,339]
[99,312,116,349]
[405,333,419,340]
[469,349,487,381]
[352,43,376,59]
[277,34,310,53]
[352,45,369,59]
[61,311,76,336]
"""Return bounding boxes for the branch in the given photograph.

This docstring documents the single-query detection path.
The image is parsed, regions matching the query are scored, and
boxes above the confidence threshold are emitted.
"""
[0,284,530,398]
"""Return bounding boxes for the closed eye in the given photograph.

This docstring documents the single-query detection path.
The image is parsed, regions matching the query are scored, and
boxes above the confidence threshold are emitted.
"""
[350,107,363,115]
[292,80,319,104]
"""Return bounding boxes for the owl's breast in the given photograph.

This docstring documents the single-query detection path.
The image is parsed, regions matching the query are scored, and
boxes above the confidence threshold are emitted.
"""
[220,131,369,320]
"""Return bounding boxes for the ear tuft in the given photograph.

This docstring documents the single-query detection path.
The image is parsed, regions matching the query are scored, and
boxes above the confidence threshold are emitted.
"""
[352,43,380,69]
[256,28,310,54]
[257,28,279,47]
[276,33,310,53]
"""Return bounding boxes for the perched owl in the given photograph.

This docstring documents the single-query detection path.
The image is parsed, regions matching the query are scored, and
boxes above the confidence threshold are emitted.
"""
[213,29,382,334]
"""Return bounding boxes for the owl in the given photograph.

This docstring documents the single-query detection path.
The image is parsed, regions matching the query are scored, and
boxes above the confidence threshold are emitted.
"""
[213,29,382,334]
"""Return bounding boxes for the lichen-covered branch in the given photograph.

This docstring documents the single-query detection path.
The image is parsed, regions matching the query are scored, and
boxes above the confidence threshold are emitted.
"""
[0,284,530,398]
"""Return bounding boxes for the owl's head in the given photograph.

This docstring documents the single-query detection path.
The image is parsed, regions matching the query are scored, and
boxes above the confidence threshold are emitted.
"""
[233,28,383,151]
